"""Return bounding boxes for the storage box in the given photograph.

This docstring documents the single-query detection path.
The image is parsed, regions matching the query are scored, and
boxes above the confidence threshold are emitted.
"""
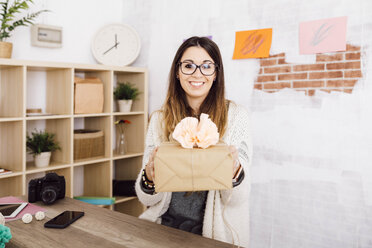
[154,142,233,192]
[74,77,104,114]
[74,129,104,160]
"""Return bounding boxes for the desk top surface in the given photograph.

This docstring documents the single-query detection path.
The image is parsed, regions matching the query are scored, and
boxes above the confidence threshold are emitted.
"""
[6,197,232,248]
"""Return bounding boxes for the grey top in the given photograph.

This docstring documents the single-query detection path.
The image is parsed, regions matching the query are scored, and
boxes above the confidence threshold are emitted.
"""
[161,191,208,235]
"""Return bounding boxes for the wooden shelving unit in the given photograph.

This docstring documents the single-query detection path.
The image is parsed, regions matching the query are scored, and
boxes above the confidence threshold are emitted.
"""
[0,59,148,216]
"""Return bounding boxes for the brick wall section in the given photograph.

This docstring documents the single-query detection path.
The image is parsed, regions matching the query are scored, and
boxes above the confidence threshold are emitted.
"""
[255,44,362,96]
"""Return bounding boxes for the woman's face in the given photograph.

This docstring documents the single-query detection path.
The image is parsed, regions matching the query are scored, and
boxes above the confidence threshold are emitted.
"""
[178,46,216,107]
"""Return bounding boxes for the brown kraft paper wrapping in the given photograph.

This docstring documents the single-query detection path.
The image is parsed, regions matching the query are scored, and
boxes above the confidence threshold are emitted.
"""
[154,142,233,192]
[74,77,104,114]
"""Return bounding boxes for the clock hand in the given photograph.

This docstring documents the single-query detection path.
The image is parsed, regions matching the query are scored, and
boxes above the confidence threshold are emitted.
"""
[115,34,117,48]
[103,42,120,55]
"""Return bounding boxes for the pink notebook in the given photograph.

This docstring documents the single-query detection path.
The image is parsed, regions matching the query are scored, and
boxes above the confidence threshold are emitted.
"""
[0,196,46,222]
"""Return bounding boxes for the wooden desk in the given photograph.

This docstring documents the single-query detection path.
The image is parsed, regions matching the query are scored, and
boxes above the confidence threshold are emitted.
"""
[6,197,232,248]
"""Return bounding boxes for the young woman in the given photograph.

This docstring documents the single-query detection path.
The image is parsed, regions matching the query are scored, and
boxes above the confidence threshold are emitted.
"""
[135,36,252,247]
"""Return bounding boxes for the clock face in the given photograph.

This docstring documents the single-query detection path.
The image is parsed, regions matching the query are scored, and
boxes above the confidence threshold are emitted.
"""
[91,24,141,66]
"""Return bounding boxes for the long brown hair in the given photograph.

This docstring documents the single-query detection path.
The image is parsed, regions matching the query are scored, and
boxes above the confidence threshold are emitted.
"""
[161,36,229,140]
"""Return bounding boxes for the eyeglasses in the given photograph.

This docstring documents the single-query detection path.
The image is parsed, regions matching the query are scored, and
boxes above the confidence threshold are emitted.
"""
[179,61,217,76]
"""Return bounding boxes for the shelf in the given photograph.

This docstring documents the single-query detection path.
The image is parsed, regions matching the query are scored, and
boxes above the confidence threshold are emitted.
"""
[0,171,23,179]
[73,116,111,162]
[0,117,23,122]
[25,166,72,198]
[73,113,111,118]
[73,161,111,197]
[113,115,145,154]
[74,69,112,113]
[26,67,73,115]
[113,152,144,160]
[0,121,24,172]
[114,157,143,182]
[27,118,72,165]
[73,156,110,166]
[114,196,137,204]
[0,175,23,197]
[26,114,71,120]
[113,71,147,113]
[112,111,144,116]
[0,65,24,118]
[26,161,71,173]
[0,59,147,217]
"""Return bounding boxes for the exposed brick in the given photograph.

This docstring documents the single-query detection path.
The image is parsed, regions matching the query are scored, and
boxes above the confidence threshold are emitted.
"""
[307,89,315,96]
[293,64,325,71]
[269,53,285,58]
[316,54,343,62]
[309,71,343,79]
[263,82,291,89]
[293,80,324,88]
[327,79,357,87]
[254,84,262,90]
[345,52,361,60]
[344,70,362,78]
[346,44,360,51]
[264,66,291,74]
[326,62,361,70]
[259,68,263,74]
[256,75,276,82]
[260,59,277,66]
[344,89,353,93]
[278,58,287,64]
[278,73,307,81]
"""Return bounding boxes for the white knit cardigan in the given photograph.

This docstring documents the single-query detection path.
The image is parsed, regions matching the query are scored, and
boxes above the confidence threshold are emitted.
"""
[135,102,252,247]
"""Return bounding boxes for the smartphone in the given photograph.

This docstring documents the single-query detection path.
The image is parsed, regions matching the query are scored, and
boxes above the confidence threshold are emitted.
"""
[44,211,84,229]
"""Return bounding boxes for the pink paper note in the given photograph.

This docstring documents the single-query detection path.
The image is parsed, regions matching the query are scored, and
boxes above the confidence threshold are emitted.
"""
[299,16,347,54]
[0,196,47,222]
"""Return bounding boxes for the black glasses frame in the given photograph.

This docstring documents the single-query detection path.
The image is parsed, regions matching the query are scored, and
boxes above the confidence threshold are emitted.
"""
[178,62,218,76]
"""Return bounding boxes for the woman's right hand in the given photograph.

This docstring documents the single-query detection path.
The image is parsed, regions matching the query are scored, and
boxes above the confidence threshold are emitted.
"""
[145,147,158,182]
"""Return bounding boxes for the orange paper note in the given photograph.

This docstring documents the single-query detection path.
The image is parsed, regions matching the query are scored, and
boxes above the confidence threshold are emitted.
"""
[233,28,272,59]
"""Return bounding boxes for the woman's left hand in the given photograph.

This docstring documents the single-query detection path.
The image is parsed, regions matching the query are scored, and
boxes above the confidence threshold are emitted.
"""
[228,145,240,177]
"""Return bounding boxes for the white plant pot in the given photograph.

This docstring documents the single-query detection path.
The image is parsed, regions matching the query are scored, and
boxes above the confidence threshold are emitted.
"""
[34,152,51,168]
[118,100,133,112]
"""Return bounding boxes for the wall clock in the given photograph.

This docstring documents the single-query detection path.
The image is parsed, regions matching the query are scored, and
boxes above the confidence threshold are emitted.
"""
[91,23,141,66]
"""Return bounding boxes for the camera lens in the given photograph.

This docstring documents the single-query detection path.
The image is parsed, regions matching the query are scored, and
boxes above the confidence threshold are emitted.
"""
[41,186,57,205]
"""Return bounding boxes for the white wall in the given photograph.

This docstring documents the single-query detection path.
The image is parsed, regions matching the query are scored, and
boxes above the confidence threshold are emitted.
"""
[10,0,124,64]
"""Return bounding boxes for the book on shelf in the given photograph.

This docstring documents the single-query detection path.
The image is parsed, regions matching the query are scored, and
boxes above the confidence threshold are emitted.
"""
[0,169,12,175]
[73,196,116,205]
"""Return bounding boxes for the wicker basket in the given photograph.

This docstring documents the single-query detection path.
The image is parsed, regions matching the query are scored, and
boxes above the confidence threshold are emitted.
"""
[74,129,104,160]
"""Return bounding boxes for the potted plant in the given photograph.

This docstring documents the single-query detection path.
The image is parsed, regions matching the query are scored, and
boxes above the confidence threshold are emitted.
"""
[26,130,61,168]
[0,0,48,58]
[114,82,140,112]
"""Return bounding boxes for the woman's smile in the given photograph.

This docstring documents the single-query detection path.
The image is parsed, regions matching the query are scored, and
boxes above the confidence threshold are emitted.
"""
[189,81,205,88]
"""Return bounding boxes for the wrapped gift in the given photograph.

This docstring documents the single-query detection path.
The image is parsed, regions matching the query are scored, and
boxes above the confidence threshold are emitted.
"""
[154,142,233,192]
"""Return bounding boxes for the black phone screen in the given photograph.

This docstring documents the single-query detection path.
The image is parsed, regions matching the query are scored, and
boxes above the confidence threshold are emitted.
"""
[44,211,84,228]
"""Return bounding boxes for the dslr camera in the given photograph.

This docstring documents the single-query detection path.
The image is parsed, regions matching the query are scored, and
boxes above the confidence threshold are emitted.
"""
[28,172,66,205]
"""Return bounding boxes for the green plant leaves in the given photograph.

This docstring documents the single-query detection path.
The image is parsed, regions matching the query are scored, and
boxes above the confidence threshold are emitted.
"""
[113,82,140,100]
[26,130,61,155]
[0,0,49,41]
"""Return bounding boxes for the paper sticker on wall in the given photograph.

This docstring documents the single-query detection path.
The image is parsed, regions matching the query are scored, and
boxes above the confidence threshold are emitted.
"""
[299,16,347,54]
[233,28,272,59]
